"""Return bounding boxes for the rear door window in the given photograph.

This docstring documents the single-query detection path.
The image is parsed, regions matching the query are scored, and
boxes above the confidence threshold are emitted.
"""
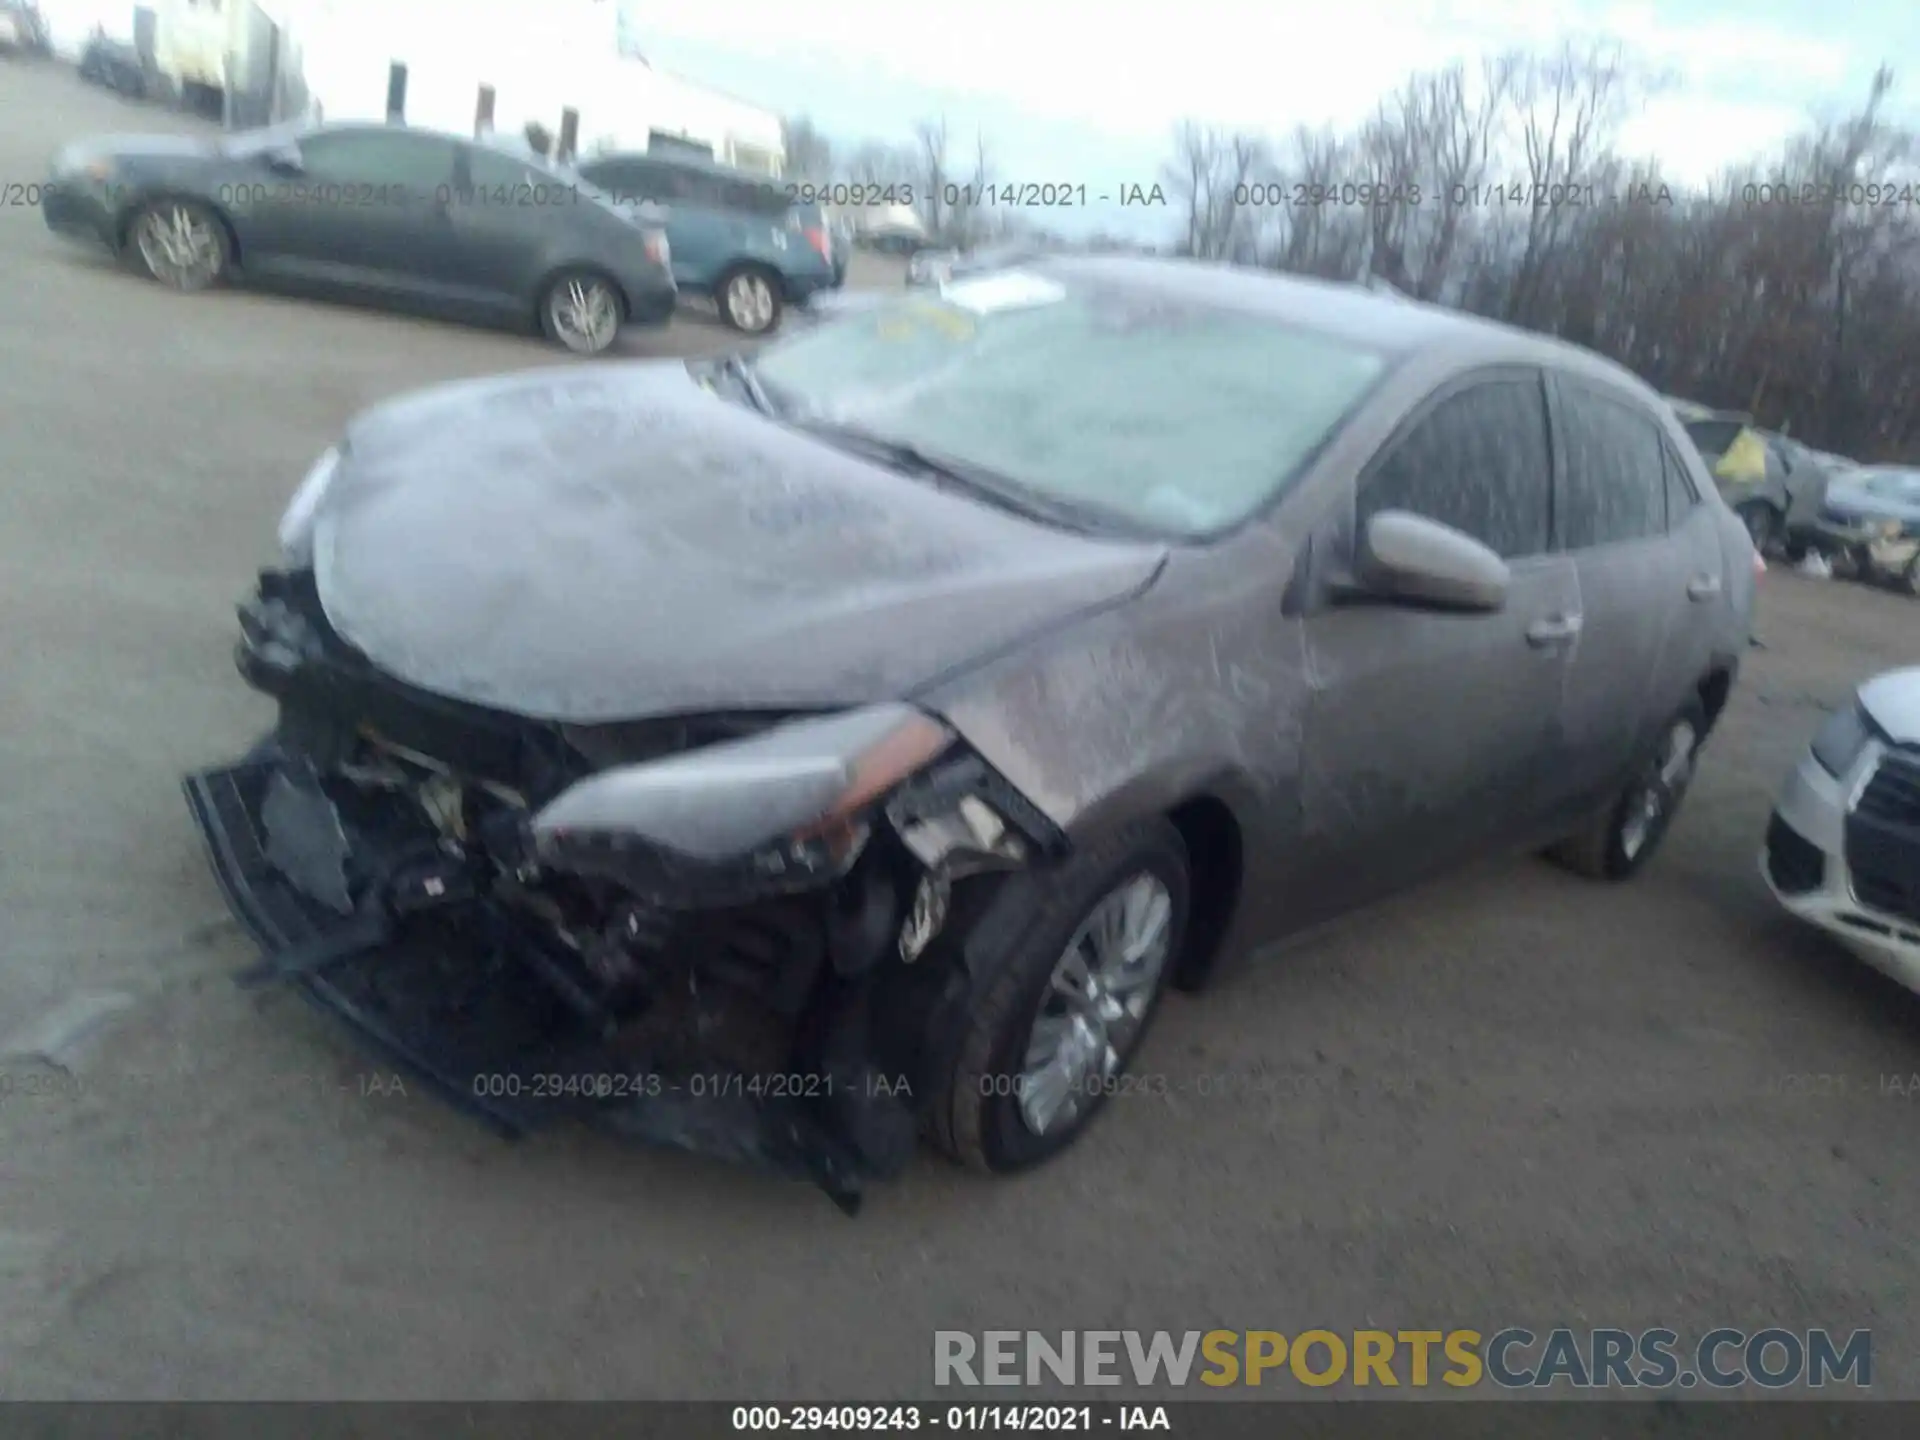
[1358,376,1553,560]
[1557,385,1669,549]
[1662,441,1700,527]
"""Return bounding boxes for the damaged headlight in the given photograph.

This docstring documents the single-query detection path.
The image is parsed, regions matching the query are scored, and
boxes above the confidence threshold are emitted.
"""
[530,704,961,905]
[277,445,341,567]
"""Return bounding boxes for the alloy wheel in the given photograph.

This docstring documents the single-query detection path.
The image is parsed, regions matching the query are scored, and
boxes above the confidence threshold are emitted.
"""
[725,272,776,332]
[1017,873,1174,1137]
[548,277,619,354]
[135,204,221,289]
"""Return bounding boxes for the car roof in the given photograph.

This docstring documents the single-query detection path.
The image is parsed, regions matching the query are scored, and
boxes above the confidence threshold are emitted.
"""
[1666,396,1752,425]
[1026,255,1662,389]
[580,147,780,188]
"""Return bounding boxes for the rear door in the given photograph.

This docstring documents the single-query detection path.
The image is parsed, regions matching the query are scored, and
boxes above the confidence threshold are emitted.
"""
[1549,376,1706,808]
[1292,370,1582,920]
[447,141,572,316]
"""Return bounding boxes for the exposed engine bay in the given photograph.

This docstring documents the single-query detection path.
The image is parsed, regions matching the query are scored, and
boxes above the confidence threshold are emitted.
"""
[186,569,1066,1213]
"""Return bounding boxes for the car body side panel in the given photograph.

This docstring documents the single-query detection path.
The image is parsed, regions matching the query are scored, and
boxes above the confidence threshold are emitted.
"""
[918,531,1305,953]
[1557,534,1687,795]
[921,342,1495,959]
[1293,553,1582,922]
[1654,495,1736,715]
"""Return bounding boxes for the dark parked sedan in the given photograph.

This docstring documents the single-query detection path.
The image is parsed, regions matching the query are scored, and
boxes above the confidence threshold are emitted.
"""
[185,259,1755,1211]
[42,122,676,354]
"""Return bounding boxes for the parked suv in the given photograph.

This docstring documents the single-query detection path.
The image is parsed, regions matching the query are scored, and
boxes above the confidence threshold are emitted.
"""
[576,151,836,334]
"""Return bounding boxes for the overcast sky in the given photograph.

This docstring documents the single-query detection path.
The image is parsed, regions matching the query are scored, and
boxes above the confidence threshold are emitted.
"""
[629,0,1917,240]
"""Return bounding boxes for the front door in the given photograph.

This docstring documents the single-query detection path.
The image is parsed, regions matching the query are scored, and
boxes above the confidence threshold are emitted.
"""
[233,126,463,302]
[1292,371,1581,922]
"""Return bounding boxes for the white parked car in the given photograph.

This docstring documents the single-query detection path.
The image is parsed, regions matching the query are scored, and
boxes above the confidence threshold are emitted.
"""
[1764,668,1920,988]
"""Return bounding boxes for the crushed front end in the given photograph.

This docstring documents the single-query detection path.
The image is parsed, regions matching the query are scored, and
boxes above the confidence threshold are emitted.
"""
[185,569,1063,1213]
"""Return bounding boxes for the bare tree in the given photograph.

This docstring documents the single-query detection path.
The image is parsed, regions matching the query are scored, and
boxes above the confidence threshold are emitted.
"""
[781,115,833,182]
[1503,41,1643,326]
[915,116,953,240]
[1162,121,1218,257]
[1154,52,1920,459]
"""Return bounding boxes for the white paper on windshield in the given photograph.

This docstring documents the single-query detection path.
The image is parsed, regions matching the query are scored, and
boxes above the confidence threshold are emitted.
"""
[940,271,1067,314]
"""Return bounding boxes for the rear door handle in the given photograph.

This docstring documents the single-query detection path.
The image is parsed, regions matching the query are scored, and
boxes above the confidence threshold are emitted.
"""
[1687,573,1722,601]
[1525,613,1584,647]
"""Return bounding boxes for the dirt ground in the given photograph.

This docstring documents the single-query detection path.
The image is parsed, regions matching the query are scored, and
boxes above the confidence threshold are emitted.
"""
[5,59,1920,1404]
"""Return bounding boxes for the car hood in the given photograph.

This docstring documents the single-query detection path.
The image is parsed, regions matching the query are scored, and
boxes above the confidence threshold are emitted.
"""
[1861,668,1920,748]
[310,363,1167,723]
[59,134,218,167]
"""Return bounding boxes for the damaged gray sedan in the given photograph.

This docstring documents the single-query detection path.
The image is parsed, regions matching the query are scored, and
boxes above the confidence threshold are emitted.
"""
[186,259,1756,1211]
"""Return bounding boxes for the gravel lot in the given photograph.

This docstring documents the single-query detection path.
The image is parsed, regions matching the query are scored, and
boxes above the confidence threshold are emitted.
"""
[5,59,1920,1407]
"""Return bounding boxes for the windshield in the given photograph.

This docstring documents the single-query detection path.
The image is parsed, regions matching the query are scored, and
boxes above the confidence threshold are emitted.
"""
[749,271,1391,538]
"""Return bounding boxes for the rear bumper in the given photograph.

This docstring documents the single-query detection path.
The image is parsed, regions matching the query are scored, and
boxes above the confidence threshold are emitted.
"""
[183,747,888,1211]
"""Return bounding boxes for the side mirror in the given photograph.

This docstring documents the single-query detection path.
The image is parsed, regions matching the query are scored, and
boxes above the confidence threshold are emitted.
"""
[264,146,304,175]
[1347,509,1509,612]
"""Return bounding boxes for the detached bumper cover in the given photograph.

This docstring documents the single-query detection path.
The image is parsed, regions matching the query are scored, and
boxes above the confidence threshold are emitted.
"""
[184,754,878,1210]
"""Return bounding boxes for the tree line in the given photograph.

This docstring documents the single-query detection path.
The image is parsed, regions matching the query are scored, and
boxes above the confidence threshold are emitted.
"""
[785,49,1918,462]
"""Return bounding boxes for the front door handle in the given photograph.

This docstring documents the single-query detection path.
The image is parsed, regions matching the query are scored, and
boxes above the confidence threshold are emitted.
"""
[1525,613,1584,647]
[1687,573,1722,601]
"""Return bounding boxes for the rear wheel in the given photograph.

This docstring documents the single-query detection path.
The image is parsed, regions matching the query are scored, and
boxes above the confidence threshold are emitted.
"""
[718,265,782,335]
[127,200,229,291]
[1548,701,1706,881]
[539,270,623,355]
[928,820,1189,1174]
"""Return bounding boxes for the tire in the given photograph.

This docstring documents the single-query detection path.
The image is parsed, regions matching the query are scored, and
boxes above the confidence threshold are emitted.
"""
[538,270,624,355]
[1548,699,1707,881]
[717,265,783,335]
[928,819,1190,1175]
[126,198,229,292]
[1734,500,1780,557]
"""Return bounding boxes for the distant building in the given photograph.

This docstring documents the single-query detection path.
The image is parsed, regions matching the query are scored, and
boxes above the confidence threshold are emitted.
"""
[211,0,783,173]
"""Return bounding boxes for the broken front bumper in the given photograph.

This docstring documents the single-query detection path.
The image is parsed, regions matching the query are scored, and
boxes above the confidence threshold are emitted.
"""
[184,750,898,1213]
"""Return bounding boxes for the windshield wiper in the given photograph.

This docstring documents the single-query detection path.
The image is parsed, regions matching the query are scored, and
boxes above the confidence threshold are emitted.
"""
[787,419,1116,532]
[715,354,778,416]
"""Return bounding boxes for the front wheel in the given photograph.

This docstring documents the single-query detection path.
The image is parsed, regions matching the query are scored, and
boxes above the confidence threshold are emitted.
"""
[718,266,782,334]
[539,270,624,355]
[127,199,229,291]
[928,820,1190,1174]
[1547,701,1706,881]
